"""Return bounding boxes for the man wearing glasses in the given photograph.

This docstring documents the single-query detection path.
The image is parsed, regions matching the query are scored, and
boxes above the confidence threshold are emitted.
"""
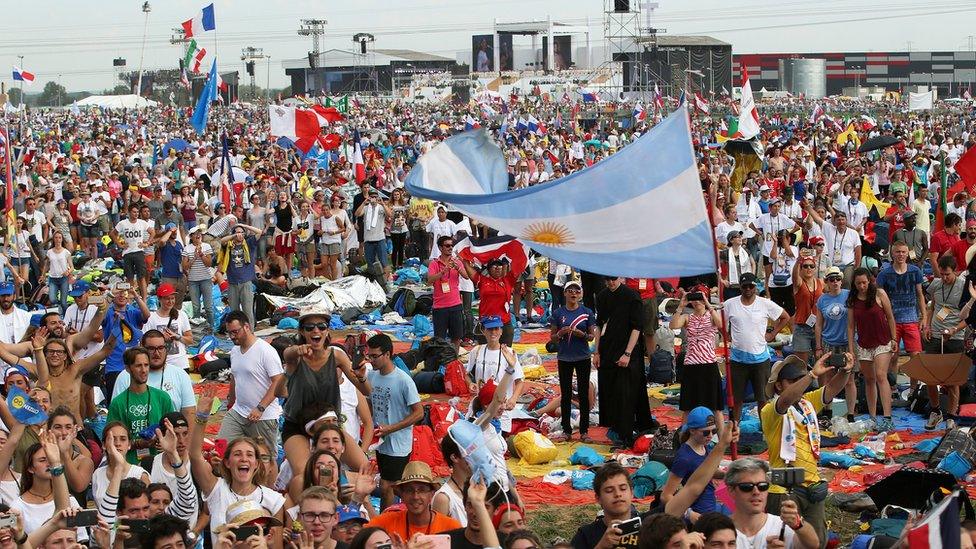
[218,310,285,458]
[296,486,345,549]
[725,458,819,549]
[427,235,469,349]
[365,333,423,510]
[759,352,854,548]
[112,330,197,423]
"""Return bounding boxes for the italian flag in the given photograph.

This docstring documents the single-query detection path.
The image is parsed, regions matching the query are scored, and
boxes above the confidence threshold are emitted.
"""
[184,40,208,74]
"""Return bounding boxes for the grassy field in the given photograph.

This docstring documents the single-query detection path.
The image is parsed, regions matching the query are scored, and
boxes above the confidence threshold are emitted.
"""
[526,503,863,545]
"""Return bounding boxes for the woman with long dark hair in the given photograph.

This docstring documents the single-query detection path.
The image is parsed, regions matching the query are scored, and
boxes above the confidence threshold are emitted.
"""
[389,188,410,269]
[141,282,192,370]
[847,267,897,431]
[767,229,798,315]
[280,310,371,480]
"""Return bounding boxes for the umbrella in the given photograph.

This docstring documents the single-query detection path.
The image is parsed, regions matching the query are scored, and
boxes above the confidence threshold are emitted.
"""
[583,139,608,149]
[161,138,190,158]
[865,466,955,510]
[857,135,901,154]
[902,353,970,386]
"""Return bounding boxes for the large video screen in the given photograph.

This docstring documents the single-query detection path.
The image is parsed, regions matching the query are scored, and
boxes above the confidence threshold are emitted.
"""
[542,36,573,70]
[499,34,513,71]
[472,35,494,72]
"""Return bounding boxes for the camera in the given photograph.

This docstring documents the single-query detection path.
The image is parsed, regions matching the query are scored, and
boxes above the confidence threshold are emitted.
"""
[827,353,847,369]
[686,292,704,302]
[770,467,805,489]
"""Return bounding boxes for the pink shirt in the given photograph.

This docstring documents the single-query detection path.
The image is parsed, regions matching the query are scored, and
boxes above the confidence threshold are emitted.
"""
[428,258,462,309]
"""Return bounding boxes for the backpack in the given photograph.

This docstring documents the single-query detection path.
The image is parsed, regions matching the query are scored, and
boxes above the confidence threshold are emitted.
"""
[647,348,675,384]
[443,359,471,397]
[413,371,445,394]
[386,288,417,317]
[631,461,669,498]
[420,337,458,372]
[408,425,445,470]
[414,295,434,316]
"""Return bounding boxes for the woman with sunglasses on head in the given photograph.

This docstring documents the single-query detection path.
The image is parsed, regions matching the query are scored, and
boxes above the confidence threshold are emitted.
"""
[790,251,824,366]
[280,309,372,485]
[669,287,724,432]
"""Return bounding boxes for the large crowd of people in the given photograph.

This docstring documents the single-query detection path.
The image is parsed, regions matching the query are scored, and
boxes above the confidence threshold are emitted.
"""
[0,91,973,549]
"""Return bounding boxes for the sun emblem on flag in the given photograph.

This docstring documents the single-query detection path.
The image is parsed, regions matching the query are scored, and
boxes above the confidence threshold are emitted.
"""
[523,222,574,246]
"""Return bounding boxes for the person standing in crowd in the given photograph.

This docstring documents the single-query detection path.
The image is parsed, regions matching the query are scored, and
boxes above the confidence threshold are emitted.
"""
[154,223,187,308]
[463,258,518,345]
[721,230,756,300]
[929,212,962,278]
[549,280,597,443]
[141,283,193,370]
[594,276,654,447]
[219,223,264,326]
[107,347,176,464]
[875,240,926,403]
[102,282,150,403]
[892,211,928,270]
[112,204,155,298]
[791,253,823,366]
[751,197,797,285]
[625,277,661,364]
[725,458,820,549]
[805,207,861,287]
[923,254,971,430]
[42,231,73,314]
[426,205,458,260]
[762,352,854,547]
[814,267,856,423]
[669,289,724,429]
[847,267,897,431]
[723,272,790,422]
[365,333,423,510]
[767,229,799,315]
[427,235,468,349]
[318,199,346,280]
[355,189,392,277]
[219,310,284,455]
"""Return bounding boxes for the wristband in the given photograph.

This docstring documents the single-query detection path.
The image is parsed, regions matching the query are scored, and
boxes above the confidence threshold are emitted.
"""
[256,404,267,412]
[48,464,65,477]
[14,532,26,545]
[622,351,631,357]
[790,516,804,531]
[169,460,184,469]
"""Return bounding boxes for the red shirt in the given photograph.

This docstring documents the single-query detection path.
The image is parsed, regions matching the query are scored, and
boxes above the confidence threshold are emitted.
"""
[885,205,910,241]
[473,272,516,324]
[951,238,975,271]
[931,230,961,259]
[625,278,656,300]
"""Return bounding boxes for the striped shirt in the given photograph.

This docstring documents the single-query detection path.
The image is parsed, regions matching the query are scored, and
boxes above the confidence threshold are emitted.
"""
[182,243,214,282]
[97,463,197,524]
[684,312,717,365]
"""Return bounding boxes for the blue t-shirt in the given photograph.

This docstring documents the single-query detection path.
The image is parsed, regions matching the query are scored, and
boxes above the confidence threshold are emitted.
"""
[368,367,421,457]
[817,290,850,347]
[159,241,184,278]
[875,265,923,324]
[671,442,716,513]
[551,305,595,362]
[102,304,146,374]
[225,236,258,284]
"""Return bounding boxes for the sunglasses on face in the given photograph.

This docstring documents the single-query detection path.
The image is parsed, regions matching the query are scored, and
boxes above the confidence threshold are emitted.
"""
[741,283,756,289]
[735,482,770,492]
[826,277,842,283]
[302,322,329,332]
[801,265,816,270]
[698,428,715,436]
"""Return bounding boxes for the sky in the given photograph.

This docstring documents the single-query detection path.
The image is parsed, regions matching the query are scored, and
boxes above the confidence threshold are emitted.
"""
[4,0,976,93]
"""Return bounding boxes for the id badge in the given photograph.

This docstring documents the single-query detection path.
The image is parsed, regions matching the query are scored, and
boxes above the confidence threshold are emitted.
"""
[136,446,150,459]
[805,313,817,327]
[909,249,917,260]
[440,281,451,293]
[833,251,842,264]
[638,279,647,290]
[935,306,952,322]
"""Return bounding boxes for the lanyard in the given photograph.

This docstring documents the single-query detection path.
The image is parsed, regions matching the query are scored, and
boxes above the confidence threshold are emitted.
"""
[479,346,503,382]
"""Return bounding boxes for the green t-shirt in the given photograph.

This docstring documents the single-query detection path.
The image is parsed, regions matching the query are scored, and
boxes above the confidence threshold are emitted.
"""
[107,386,175,464]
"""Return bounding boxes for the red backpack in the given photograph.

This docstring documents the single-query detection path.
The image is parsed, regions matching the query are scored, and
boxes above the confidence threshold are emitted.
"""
[443,360,470,397]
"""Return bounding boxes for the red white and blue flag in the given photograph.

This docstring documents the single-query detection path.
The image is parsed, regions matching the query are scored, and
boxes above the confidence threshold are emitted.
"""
[633,102,646,121]
[352,130,366,183]
[653,84,664,110]
[809,103,825,124]
[182,4,216,38]
[464,115,480,131]
[907,490,962,548]
[453,235,529,277]
[11,66,34,85]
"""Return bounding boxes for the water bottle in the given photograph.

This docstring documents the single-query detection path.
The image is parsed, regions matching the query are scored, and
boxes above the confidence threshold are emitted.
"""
[830,416,851,436]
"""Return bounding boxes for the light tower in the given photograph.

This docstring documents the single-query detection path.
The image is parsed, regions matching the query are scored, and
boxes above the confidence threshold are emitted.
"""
[241,47,267,99]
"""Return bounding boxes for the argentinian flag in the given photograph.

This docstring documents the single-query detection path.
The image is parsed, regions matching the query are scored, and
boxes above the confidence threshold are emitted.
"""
[405,106,714,278]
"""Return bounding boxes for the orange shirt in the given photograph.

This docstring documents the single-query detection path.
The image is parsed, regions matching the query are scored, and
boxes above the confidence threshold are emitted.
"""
[365,510,461,540]
[793,278,823,326]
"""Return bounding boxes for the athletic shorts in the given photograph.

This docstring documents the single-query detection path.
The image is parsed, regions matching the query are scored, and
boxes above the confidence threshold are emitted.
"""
[894,322,922,353]
[376,452,410,482]
[123,251,148,280]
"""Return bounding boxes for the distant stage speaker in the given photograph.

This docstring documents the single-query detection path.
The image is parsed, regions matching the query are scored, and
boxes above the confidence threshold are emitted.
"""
[614,0,630,12]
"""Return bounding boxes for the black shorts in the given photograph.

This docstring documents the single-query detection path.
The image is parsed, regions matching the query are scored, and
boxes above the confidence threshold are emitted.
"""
[123,252,148,280]
[679,362,724,412]
[432,305,463,340]
[376,452,410,482]
[80,224,100,238]
[281,418,309,444]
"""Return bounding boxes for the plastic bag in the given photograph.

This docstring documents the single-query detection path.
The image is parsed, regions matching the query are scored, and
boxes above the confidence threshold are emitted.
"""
[819,452,866,468]
[570,446,605,467]
[571,469,596,491]
[513,430,558,465]
[412,315,433,338]
[448,420,496,483]
[519,348,543,368]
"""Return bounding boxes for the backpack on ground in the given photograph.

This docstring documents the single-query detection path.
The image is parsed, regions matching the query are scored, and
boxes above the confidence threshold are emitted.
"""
[386,288,417,317]
[647,347,675,384]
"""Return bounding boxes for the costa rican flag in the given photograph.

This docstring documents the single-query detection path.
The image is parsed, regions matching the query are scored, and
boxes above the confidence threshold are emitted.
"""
[11,66,34,85]
[633,102,646,121]
[907,490,963,548]
[453,235,530,277]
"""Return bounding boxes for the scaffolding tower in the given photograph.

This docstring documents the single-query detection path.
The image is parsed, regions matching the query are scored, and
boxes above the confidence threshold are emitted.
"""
[603,1,669,100]
[348,33,380,95]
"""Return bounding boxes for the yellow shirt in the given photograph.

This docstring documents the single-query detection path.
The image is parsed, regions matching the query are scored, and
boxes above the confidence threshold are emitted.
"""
[760,387,825,494]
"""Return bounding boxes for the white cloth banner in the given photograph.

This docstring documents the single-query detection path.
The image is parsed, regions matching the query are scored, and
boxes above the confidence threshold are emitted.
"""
[908,91,934,111]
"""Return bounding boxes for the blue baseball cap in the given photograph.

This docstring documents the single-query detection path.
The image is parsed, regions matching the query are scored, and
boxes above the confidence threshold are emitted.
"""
[164,222,177,231]
[480,315,504,329]
[335,504,367,525]
[682,406,716,432]
[68,281,91,297]
[0,282,14,296]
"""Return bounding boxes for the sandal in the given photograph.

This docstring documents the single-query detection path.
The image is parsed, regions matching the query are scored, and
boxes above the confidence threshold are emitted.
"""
[580,434,595,444]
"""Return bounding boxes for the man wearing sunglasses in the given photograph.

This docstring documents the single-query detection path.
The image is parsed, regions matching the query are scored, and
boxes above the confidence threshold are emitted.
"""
[726,458,818,549]
[760,352,854,548]
[427,235,469,349]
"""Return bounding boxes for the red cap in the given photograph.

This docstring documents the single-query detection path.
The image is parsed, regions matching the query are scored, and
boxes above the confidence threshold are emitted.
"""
[478,379,498,406]
[156,282,176,298]
[967,220,976,229]
[808,236,824,246]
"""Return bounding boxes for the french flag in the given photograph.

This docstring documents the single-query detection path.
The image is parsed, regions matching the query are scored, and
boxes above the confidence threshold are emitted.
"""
[907,490,963,548]
[581,89,597,102]
[464,115,480,131]
[182,4,216,38]
[12,66,34,85]
[352,130,366,183]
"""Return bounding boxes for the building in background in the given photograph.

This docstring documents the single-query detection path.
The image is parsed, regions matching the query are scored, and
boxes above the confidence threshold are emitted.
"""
[282,49,456,95]
[735,51,976,97]
[778,58,826,98]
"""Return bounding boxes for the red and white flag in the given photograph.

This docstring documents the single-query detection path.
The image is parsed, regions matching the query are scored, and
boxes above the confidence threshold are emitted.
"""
[653,84,664,110]
[693,92,710,114]
[734,67,761,140]
[809,104,825,124]
[268,105,323,153]
[453,235,530,278]
[860,115,877,131]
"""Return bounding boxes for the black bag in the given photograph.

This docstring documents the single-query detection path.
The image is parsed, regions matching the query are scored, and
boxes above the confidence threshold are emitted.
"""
[646,426,678,467]
[420,337,458,372]
[647,348,675,384]
[928,427,976,467]
[414,294,433,316]
[907,384,930,415]
[413,371,445,394]
[385,288,417,317]
[395,349,422,370]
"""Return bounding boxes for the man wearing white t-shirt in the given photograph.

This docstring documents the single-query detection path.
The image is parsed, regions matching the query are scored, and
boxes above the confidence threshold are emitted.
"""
[425,206,458,260]
[727,458,819,549]
[218,310,285,454]
[750,198,797,283]
[112,204,155,298]
[805,206,862,287]
[723,273,790,421]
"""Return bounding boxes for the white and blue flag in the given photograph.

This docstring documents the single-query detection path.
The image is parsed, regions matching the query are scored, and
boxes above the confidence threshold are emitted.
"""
[405,106,714,277]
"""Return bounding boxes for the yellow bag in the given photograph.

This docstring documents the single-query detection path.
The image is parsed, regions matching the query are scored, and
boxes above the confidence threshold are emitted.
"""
[513,430,558,465]
[522,364,548,380]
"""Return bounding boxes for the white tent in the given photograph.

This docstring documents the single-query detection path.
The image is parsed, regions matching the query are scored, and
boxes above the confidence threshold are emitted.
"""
[72,94,159,109]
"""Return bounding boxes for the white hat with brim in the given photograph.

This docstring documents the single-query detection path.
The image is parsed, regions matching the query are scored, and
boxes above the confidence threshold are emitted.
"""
[298,304,332,324]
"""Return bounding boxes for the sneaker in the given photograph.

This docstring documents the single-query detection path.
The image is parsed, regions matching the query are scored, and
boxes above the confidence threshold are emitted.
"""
[947,418,957,430]
[925,410,943,431]
[876,417,895,432]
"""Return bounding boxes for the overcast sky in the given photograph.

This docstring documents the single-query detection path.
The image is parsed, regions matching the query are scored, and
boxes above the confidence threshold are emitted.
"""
[4,0,976,92]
